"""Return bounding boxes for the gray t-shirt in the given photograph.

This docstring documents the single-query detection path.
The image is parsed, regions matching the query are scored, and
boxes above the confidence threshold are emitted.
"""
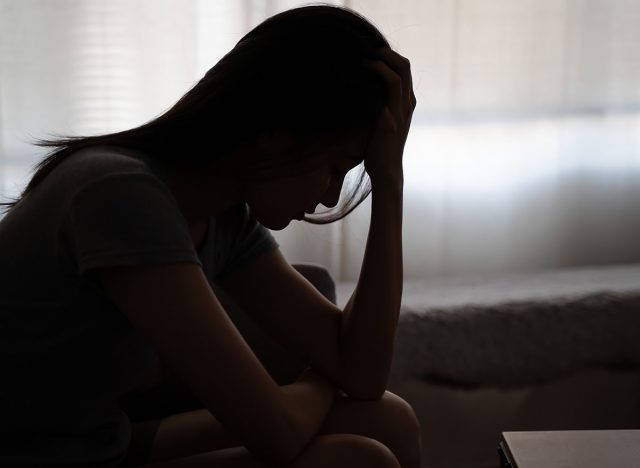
[0,146,279,467]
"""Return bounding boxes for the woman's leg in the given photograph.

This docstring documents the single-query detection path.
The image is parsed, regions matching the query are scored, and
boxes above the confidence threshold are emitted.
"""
[318,390,422,468]
[136,433,400,468]
[125,390,420,468]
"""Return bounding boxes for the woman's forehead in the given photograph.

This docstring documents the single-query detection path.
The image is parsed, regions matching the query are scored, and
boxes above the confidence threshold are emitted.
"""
[300,138,365,172]
[316,130,369,160]
[240,129,368,178]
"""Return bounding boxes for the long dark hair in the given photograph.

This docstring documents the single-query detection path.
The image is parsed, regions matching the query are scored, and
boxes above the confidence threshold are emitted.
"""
[1,4,390,223]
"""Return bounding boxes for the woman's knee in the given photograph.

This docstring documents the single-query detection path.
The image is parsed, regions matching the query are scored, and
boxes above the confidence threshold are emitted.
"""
[377,392,422,466]
[336,434,401,468]
[381,391,421,434]
[291,433,400,468]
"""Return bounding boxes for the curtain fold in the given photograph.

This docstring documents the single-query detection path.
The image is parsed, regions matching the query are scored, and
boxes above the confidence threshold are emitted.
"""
[1,0,639,281]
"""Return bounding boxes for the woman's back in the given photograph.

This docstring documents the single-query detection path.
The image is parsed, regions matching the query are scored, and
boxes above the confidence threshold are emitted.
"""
[0,146,279,467]
[0,147,181,466]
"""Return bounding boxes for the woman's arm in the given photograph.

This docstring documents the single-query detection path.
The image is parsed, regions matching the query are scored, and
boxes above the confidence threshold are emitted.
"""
[339,48,416,399]
[210,48,415,402]
[339,182,403,400]
[96,263,336,465]
[280,368,337,439]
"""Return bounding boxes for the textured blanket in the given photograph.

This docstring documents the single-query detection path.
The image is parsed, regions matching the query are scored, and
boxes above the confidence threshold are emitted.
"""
[336,264,640,388]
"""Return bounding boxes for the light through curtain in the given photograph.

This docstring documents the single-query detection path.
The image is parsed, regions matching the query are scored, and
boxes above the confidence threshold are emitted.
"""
[1,0,639,282]
[337,0,640,280]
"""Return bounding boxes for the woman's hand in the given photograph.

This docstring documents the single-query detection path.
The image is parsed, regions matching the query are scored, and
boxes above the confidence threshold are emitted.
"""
[363,48,417,189]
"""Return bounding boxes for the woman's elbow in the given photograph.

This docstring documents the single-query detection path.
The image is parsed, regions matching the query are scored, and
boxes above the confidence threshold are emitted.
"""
[340,378,387,401]
[339,357,390,401]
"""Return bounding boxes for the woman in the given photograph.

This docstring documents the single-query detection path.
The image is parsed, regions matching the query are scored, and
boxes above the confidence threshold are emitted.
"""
[0,4,418,468]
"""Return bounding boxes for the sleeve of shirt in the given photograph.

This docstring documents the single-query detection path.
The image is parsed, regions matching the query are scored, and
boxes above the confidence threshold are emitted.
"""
[67,171,201,275]
[215,204,280,280]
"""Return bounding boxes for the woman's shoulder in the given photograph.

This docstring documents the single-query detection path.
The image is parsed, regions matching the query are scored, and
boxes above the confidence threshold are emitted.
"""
[60,145,152,178]
[40,145,165,201]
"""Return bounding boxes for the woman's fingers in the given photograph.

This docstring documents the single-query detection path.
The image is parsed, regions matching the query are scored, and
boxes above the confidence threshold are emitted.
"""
[360,49,416,184]
[364,59,404,126]
[364,48,416,143]
[373,48,416,115]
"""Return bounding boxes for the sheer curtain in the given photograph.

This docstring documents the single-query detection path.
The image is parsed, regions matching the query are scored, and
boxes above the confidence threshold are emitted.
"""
[1,0,639,281]
[341,0,640,280]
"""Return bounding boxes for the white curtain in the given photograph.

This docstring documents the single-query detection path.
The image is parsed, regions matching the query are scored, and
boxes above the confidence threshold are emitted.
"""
[1,0,639,281]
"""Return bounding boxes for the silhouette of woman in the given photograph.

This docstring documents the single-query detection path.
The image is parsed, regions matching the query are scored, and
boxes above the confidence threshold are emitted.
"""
[0,5,418,467]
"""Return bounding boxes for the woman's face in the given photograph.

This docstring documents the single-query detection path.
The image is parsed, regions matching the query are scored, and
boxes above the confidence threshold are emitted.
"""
[243,131,370,230]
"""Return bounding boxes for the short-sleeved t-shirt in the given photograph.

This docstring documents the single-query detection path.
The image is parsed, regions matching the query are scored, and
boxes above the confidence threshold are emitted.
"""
[0,146,279,467]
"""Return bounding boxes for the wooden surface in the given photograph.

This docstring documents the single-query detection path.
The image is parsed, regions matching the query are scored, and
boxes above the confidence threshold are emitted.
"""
[500,430,640,467]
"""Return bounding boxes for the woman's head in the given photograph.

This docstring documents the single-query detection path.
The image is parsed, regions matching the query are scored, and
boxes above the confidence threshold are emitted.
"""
[4,4,390,223]
[217,4,389,142]
[157,3,390,222]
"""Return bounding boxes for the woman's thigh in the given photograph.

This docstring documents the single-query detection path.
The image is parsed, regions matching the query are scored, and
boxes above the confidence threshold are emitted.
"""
[134,433,399,468]
[124,391,418,467]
